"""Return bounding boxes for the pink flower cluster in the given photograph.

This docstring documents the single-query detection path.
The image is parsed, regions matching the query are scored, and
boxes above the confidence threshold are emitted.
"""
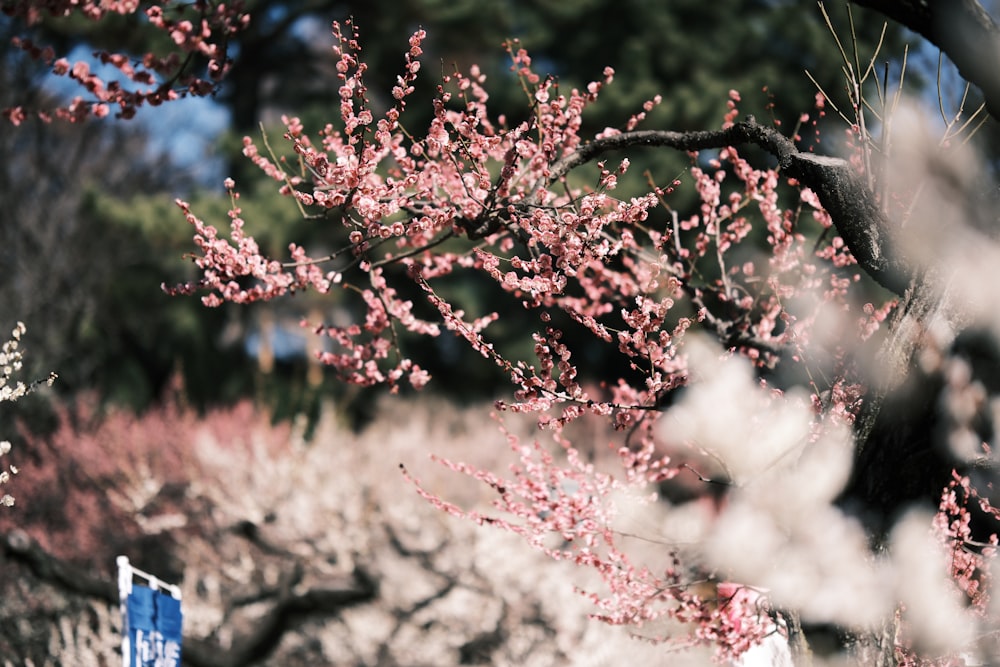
[170,22,915,660]
[934,471,998,614]
[2,0,247,123]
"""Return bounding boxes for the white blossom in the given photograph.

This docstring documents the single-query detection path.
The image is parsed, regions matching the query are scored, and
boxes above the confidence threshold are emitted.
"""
[0,322,55,508]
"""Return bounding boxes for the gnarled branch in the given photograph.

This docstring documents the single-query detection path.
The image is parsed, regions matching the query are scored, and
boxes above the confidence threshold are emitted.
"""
[548,116,913,295]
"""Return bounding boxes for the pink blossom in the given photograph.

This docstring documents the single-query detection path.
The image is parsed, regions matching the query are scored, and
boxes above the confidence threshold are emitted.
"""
[162,23,997,663]
[3,0,248,122]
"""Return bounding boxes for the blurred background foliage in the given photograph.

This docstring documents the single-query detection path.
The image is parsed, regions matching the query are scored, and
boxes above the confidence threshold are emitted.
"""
[1,1,925,426]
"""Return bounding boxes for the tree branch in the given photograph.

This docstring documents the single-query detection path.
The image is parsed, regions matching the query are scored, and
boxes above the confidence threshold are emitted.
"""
[1,530,117,603]
[851,0,1000,123]
[184,566,378,667]
[549,117,913,295]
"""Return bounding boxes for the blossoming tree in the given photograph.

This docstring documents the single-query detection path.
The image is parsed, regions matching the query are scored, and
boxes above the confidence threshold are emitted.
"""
[7,0,1000,663]
[160,10,1000,663]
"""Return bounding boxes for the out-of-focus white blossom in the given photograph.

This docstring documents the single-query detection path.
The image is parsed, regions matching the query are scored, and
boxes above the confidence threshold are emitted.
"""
[888,100,1000,340]
[659,337,895,628]
[659,336,812,486]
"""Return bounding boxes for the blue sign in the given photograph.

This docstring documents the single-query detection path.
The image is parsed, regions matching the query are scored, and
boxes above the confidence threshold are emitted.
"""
[123,584,183,667]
